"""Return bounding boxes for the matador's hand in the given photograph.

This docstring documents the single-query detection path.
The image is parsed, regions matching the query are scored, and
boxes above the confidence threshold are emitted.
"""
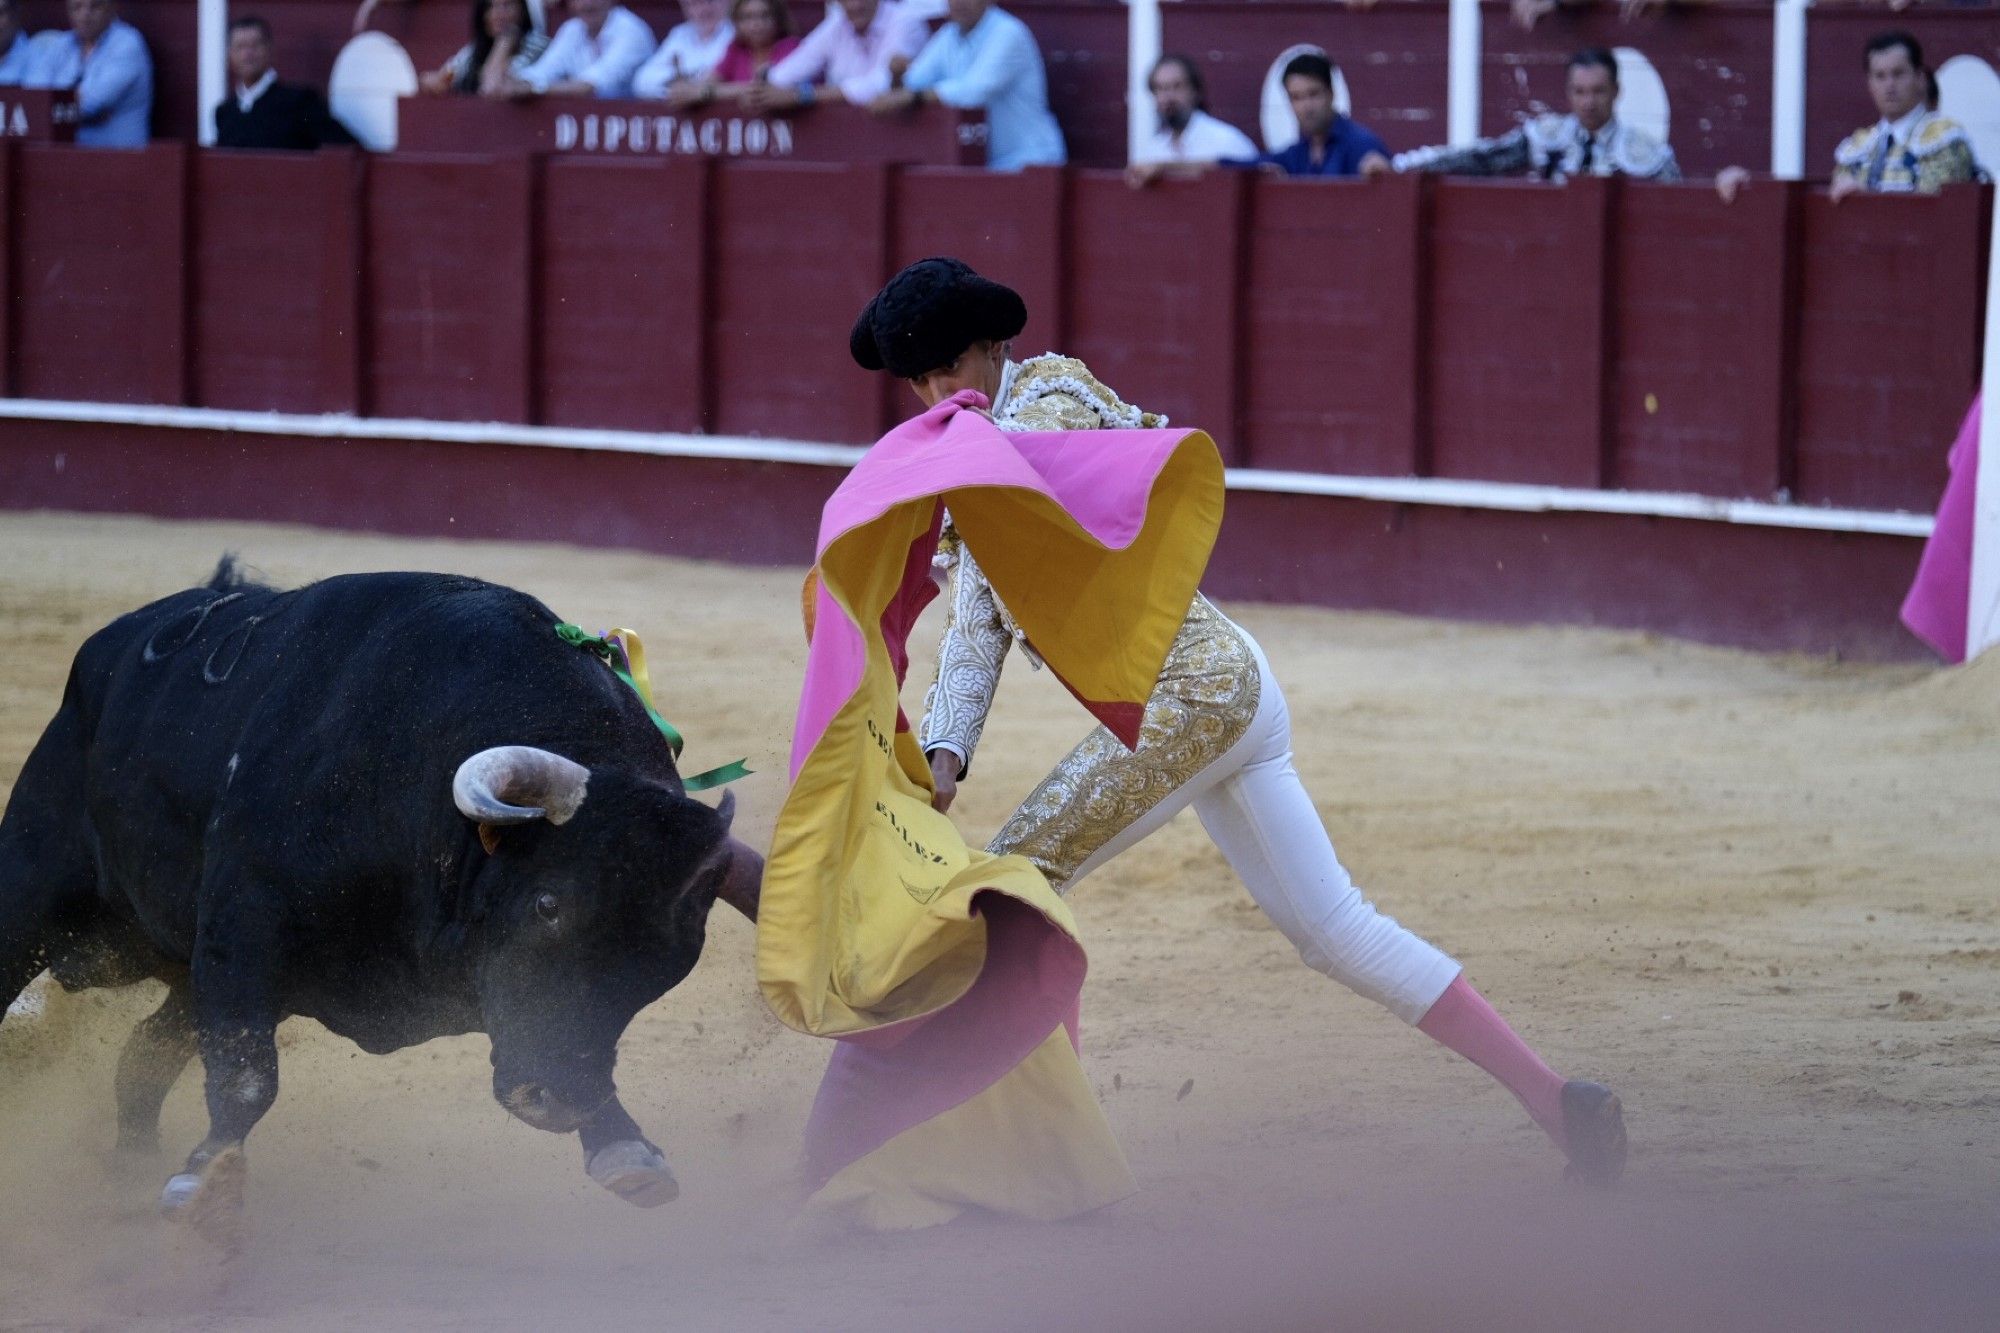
[927,749,960,814]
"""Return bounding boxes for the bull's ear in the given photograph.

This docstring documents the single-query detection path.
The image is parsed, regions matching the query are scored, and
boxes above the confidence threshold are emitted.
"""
[478,824,505,856]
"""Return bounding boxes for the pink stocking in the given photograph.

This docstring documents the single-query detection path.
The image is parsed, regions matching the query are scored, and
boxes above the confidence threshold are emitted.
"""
[1417,974,1568,1142]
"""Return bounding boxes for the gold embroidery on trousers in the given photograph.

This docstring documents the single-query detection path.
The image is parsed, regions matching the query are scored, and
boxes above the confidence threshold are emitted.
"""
[988,596,1260,891]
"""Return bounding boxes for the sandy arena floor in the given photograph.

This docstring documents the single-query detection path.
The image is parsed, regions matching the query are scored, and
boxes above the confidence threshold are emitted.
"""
[0,512,1996,1331]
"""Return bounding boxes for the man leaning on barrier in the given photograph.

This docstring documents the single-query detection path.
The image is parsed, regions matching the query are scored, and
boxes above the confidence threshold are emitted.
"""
[1373,48,1678,184]
[1717,29,1980,204]
[1127,53,1257,176]
[20,0,151,146]
[738,0,929,113]
[504,0,655,99]
[871,0,1065,171]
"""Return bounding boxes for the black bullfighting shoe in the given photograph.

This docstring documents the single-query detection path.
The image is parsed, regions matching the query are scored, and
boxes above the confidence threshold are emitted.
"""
[1560,1080,1627,1187]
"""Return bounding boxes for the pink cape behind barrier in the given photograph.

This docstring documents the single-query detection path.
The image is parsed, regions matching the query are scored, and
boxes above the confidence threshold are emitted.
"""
[1901,396,1982,664]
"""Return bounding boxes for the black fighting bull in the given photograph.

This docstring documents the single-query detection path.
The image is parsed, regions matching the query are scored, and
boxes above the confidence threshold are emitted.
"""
[0,560,762,1246]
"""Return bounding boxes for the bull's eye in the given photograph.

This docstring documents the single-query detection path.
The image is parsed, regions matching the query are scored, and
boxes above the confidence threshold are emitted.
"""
[535,893,561,927]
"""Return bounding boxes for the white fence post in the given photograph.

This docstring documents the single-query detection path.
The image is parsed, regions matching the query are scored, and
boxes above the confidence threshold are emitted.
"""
[1127,0,1162,166]
[1771,0,1807,177]
[198,0,225,147]
[1447,0,1480,146]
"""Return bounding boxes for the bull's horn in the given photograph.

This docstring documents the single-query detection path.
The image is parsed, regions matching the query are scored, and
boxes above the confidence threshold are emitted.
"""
[711,788,735,832]
[453,747,591,826]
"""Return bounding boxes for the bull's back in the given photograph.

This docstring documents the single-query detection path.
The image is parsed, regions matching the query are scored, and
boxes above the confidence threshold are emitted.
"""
[70,571,580,947]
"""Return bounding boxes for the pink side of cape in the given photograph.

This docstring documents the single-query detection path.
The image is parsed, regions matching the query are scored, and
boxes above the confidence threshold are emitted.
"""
[785,391,1200,1185]
[791,392,1201,775]
[1901,396,1982,665]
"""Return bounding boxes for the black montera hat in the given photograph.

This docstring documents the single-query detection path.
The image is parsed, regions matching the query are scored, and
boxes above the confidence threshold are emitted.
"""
[849,257,1028,380]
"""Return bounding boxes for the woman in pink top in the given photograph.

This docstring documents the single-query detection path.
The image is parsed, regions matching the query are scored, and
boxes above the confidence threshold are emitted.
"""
[671,0,798,105]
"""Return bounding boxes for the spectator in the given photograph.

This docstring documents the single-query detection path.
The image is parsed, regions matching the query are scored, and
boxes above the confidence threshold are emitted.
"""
[22,0,151,147]
[743,0,929,113]
[632,0,732,100]
[711,0,798,84]
[213,17,356,149]
[508,0,653,99]
[1830,31,1977,197]
[872,0,1065,172]
[420,0,549,97]
[1129,54,1257,170]
[1717,30,1978,203]
[1241,51,1387,178]
[659,0,799,108]
[0,0,33,86]
[1382,48,1678,182]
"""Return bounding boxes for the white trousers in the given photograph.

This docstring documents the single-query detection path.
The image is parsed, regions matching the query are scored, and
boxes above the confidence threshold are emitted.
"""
[1063,632,1462,1025]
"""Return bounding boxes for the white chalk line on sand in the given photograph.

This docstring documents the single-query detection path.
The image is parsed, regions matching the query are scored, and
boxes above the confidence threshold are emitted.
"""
[0,398,1934,539]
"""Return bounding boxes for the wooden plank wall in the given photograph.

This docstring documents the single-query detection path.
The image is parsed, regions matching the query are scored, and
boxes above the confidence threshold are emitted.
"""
[0,143,1986,513]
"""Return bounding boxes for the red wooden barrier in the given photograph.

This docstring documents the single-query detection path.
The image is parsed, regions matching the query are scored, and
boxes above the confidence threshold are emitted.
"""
[1013,0,1128,169]
[1,90,78,142]
[364,154,534,422]
[1063,170,1248,462]
[1610,180,1797,498]
[890,164,1066,434]
[1479,0,1776,179]
[398,96,983,164]
[1427,176,1612,487]
[192,149,362,414]
[536,156,710,432]
[1793,184,1987,512]
[2,146,1989,516]
[1241,171,1426,476]
[0,145,12,395]
[891,166,1066,364]
[11,143,187,406]
[1165,0,1455,157]
[710,162,891,442]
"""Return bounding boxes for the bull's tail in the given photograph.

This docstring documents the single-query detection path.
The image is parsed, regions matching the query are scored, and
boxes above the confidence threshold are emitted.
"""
[205,553,245,592]
[205,553,258,593]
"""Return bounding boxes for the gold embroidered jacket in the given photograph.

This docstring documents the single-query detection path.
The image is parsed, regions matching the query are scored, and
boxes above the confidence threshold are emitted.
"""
[918,355,1164,774]
[1833,112,1980,194]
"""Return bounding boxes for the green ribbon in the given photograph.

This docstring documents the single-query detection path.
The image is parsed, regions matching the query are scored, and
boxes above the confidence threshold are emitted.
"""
[554,622,751,792]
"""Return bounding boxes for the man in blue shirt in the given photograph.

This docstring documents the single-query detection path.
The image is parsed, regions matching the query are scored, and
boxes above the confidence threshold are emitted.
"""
[23,0,152,146]
[0,0,36,85]
[1245,51,1387,178]
[870,0,1064,171]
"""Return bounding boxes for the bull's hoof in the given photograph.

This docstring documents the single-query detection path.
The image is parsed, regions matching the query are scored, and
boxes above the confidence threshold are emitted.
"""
[588,1140,679,1208]
[160,1145,248,1255]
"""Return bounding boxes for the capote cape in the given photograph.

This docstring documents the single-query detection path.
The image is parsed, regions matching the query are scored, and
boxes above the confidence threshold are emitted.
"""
[758,390,1224,1228]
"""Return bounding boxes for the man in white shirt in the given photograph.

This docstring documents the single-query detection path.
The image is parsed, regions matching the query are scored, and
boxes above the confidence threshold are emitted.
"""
[741,0,928,112]
[1128,54,1255,177]
[510,0,653,98]
[631,0,732,100]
